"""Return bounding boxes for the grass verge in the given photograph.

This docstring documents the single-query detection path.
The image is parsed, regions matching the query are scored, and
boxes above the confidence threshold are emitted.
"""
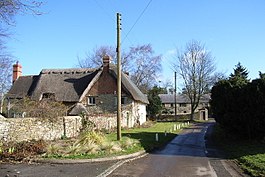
[212,124,265,177]
[107,122,185,152]
[44,121,188,159]
[0,121,190,162]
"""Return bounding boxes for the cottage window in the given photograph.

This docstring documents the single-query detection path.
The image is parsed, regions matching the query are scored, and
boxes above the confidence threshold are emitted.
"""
[42,93,55,101]
[180,103,187,107]
[88,96,96,105]
[121,97,127,104]
[114,96,127,105]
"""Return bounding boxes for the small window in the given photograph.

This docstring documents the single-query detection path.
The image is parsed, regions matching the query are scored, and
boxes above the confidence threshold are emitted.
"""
[121,97,127,104]
[114,97,127,105]
[180,103,187,107]
[88,96,96,105]
[170,103,174,107]
[42,93,55,101]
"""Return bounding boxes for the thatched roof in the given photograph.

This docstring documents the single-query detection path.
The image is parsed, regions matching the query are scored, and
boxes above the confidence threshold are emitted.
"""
[8,65,149,104]
[8,75,39,98]
[31,68,99,102]
[68,103,89,115]
[109,64,149,104]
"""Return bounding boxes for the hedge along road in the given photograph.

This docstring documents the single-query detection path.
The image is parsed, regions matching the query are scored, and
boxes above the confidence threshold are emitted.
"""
[107,122,246,177]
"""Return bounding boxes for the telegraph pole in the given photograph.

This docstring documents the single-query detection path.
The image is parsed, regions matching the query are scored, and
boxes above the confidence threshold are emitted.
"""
[174,71,177,120]
[116,13,122,141]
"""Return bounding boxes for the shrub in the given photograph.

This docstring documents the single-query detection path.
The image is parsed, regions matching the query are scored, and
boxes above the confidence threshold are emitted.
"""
[211,68,265,140]
[0,140,47,161]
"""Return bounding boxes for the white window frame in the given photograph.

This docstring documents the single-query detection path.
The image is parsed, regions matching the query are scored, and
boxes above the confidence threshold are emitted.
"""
[88,96,96,105]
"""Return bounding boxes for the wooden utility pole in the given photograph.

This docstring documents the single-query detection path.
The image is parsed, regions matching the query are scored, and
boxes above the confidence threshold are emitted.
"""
[174,71,177,120]
[116,13,122,140]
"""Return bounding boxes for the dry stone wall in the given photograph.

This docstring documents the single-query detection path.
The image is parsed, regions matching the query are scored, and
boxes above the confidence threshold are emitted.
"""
[0,113,138,143]
[0,116,82,143]
[87,113,131,129]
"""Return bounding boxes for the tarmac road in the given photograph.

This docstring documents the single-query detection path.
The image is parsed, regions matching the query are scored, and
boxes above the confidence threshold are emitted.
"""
[0,160,118,177]
[0,122,247,177]
[108,122,246,177]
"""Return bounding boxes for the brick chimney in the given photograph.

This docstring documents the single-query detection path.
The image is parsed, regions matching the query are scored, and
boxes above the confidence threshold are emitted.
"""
[13,61,22,83]
[103,55,110,72]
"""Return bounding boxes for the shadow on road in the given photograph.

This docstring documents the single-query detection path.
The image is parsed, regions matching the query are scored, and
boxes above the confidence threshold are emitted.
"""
[123,122,214,158]
[205,122,265,160]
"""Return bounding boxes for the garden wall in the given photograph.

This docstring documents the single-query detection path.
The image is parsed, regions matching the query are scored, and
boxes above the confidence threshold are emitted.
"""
[0,116,82,143]
[0,114,132,143]
[87,113,129,130]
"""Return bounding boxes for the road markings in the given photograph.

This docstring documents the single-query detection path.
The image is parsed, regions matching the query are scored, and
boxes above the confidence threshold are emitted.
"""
[97,153,148,177]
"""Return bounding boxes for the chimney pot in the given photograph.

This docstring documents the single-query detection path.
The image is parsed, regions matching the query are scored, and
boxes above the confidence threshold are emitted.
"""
[103,55,111,72]
[13,61,22,83]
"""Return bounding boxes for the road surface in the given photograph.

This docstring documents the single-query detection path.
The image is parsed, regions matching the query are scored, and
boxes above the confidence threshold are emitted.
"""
[0,122,246,177]
[108,122,245,177]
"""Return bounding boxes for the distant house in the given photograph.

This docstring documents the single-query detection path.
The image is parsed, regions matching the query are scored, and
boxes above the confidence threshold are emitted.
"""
[7,56,149,128]
[159,94,210,120]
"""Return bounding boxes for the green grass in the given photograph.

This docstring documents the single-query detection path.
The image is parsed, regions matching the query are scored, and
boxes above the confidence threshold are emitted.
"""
[107,122,184,152]
[44,121,188,160]
[212,125,265,177]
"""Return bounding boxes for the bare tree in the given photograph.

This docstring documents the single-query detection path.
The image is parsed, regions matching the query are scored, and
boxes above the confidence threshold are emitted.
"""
[0,43,13,114]
[78,44,162,92]
[128,44,162,92]
[0,0,43,114]
[78,45,133,73]
[0,0,42,25]
[174,40,216,120]
[0,55,13,94]
[78,46,116,68]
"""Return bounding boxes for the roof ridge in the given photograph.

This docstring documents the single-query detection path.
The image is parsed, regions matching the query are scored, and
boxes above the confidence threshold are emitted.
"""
[41,68,99,74]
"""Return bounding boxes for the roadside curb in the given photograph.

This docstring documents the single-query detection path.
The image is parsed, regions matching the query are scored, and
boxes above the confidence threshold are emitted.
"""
[33,150,147,164]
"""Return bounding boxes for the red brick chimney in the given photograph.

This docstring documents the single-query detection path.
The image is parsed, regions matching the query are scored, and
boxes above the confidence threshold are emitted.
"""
[13,61,22,83]
[103,55,110,72]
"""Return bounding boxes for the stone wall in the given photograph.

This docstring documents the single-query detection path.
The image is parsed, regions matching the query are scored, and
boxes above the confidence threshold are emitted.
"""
[87,113,130,130]
[0,116,82,143]
[87,114,117,130]
[0,112,145,143]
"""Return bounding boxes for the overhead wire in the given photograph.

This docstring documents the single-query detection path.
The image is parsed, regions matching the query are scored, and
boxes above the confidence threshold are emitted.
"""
[121,0,153,45]
[91,0,153,47]
[93,0,115,22]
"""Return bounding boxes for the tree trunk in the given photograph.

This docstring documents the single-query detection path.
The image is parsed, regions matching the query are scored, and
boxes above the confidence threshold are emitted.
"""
[190,109,194,121]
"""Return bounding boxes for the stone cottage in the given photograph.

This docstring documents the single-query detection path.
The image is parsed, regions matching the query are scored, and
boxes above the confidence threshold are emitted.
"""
[159,93,210,120]
[7,56,149,128]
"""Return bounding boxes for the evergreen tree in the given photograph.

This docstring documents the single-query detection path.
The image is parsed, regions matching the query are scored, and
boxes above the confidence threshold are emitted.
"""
[147,86,163,118]
[229,62,249,86]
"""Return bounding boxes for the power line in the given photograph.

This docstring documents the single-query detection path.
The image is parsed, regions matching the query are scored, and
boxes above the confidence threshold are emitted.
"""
[122,0,153,45]
[93,0,115,22]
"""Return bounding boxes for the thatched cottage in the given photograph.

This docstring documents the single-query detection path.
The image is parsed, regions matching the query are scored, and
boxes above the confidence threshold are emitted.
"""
[7,56,149,128]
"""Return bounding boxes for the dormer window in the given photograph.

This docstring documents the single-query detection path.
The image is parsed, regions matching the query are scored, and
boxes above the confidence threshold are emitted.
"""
[42,93,55,101]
